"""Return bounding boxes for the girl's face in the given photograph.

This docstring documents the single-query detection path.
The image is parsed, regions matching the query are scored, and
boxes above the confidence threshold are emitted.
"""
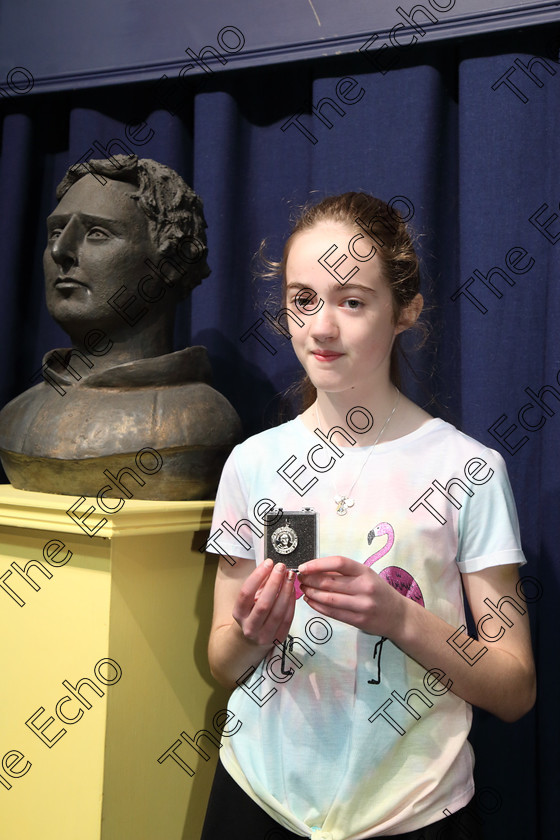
[285,223,412,397]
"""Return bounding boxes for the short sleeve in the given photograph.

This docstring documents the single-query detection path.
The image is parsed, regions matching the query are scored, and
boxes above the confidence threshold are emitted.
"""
[456,448,527,573]
[206,445,257,562]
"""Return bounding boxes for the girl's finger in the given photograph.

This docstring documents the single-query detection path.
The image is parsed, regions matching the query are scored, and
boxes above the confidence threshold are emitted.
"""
[268,573,297,638]
[241,565,294,642]
[298,555,360,576]
[299,572,352,592]
[250,562,288,615]
[235,559,275,617]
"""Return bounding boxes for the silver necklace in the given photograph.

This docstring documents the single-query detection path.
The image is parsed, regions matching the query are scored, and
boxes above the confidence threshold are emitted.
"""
[314,387,400,515]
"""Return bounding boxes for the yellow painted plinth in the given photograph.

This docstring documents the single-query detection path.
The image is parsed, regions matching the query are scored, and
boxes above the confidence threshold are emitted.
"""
[0,486,230,840]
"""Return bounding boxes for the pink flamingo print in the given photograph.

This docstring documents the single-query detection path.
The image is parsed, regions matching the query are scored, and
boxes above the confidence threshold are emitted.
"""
[365,522,424,605]
[364,522,424,685]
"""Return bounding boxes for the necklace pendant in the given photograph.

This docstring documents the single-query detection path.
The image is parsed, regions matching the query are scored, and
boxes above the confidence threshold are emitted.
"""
[335,495,355,516]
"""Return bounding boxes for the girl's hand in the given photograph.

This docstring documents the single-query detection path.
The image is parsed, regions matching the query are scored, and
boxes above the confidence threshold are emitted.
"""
[232,558,296,647]
[298,555,406,636]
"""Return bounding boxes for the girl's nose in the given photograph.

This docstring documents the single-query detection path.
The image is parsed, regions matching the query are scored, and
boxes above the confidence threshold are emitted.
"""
[308,304,339,341]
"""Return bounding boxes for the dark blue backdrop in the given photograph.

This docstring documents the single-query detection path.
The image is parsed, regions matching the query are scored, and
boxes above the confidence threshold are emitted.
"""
[1,22,558,839]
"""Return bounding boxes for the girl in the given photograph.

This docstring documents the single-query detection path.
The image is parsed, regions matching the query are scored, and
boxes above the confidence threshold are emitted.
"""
[201,193,536,840]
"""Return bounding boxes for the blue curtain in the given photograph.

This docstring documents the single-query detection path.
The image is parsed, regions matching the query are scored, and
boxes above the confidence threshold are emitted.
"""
[1,24,557,839]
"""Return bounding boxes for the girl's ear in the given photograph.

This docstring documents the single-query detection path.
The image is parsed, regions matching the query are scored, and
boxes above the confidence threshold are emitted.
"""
[395,293,423,335]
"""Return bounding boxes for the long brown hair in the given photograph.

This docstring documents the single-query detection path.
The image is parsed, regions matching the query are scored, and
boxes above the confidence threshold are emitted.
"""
[260,192,425,413]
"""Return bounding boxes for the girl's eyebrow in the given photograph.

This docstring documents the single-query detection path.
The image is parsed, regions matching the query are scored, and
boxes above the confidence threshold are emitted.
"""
[337,283,377,294]
[286,281,377,294]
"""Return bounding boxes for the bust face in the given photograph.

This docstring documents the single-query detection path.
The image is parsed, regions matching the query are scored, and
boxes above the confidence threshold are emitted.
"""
[43,176,162,334]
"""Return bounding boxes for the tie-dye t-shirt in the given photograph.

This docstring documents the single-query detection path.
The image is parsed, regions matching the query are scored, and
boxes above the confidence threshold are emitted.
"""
[206,417,526,840]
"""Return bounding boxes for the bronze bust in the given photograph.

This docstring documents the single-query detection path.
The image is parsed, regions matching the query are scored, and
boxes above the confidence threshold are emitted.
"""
[0,155,241,500]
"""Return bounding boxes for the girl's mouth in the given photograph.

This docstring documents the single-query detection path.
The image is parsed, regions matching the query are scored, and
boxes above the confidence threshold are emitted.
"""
[312,351,343,361]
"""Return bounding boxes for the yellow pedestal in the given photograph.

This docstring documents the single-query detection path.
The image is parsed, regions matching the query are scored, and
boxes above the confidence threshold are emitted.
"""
[0,486,230,840]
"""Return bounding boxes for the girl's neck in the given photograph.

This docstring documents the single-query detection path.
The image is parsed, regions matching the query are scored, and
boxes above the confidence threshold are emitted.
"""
[300,384,434,447]
[308,383,401,447]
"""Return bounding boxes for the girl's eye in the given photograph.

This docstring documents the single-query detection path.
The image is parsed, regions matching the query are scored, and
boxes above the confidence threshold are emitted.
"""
[343,299,363,310]
[48,229,62,240]
[294,292,315,309]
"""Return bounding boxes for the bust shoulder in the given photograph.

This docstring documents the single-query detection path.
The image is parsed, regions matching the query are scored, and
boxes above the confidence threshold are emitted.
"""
[0,363,242,500]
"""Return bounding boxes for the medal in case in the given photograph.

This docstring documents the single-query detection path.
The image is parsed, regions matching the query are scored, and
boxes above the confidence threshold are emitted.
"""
[264,508,318,570]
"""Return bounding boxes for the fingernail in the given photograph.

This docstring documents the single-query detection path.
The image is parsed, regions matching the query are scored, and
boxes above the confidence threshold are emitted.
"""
[274,563,285,573]
[264,558,274,568]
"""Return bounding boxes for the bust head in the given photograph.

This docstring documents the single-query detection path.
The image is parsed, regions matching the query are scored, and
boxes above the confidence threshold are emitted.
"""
[0,155,241,500]
[44,155,210,344]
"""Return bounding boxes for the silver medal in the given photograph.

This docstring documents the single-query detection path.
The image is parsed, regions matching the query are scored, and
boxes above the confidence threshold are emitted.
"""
[271,524,298,554]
